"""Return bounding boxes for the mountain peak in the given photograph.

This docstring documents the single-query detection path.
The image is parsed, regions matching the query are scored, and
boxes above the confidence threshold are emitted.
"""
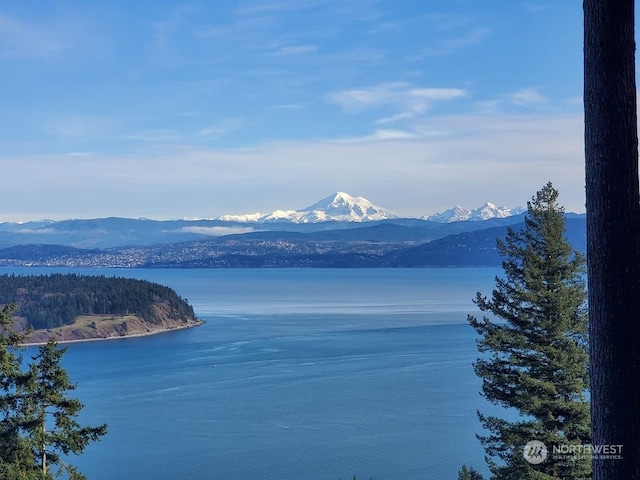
[425,203,525,223]
[302,192,356,211]
[218,192,398,224]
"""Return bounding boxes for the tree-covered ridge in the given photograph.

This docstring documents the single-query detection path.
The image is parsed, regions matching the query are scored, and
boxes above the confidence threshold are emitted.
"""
[0,273,197,330]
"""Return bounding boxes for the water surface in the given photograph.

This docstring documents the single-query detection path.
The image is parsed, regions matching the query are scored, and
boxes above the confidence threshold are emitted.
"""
[7,268,503,479]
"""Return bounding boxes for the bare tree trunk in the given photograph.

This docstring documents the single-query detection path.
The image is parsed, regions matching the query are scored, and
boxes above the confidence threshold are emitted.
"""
[584,0,640,478]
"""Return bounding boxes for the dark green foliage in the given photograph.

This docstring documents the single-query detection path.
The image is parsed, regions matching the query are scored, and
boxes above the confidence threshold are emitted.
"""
[1,308,106,478]
[0,273,196,330]
[1,305,40,478]
[26,341,107,478]
[468,183,590,479]
[458,464,484,480]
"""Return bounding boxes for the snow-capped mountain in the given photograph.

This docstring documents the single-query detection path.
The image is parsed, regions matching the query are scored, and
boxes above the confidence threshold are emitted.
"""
[425,202,525,223]
[217,192,399,223]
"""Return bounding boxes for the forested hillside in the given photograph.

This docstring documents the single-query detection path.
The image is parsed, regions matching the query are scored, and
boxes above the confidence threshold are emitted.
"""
[0,273,197,330]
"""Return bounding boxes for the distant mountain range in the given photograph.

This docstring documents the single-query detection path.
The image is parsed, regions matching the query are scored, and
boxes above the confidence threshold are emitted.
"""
[215,192,524,224]
[0,191,582,269]
[0,216,586,269]
[1,192,525,228]
[424,203,526,223]
[0,192,528,249]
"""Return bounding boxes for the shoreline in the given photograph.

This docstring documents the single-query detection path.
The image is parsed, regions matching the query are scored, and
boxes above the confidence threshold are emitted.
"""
[21,319,205,347]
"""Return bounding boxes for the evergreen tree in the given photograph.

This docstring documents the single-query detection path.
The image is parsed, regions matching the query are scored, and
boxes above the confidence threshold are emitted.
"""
[458,464,484,480]
[24,340,107,479]
[0,307,106,479]
[0,304,37,479]
[468,183,590,479]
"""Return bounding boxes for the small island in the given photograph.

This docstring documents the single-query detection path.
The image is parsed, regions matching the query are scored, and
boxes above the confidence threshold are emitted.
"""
[0,273,203,344]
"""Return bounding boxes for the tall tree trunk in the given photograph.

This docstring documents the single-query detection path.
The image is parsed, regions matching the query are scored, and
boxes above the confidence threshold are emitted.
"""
[584,1,640,478]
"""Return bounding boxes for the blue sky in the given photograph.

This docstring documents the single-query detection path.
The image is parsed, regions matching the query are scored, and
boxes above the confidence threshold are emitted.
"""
[0,1,585,221]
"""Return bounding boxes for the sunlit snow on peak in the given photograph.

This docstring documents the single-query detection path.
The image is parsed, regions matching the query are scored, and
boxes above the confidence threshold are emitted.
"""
[216,192,398,223]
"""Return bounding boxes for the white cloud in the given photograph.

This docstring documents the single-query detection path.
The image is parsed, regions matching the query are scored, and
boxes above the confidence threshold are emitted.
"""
[325,82,467,114]
[331,129,417,143]
[15,228,57,234]
[475,88,552,113]
[0,109,586,221]
[370,129,416,140]
[374,112,416,124]
[63,152,95,157]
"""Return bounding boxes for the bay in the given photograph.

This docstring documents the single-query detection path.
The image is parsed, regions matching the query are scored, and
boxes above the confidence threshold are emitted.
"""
[5,267,504,479]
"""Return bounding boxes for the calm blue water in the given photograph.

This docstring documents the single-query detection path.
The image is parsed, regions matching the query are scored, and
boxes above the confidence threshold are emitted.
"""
[6,268,504,480]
